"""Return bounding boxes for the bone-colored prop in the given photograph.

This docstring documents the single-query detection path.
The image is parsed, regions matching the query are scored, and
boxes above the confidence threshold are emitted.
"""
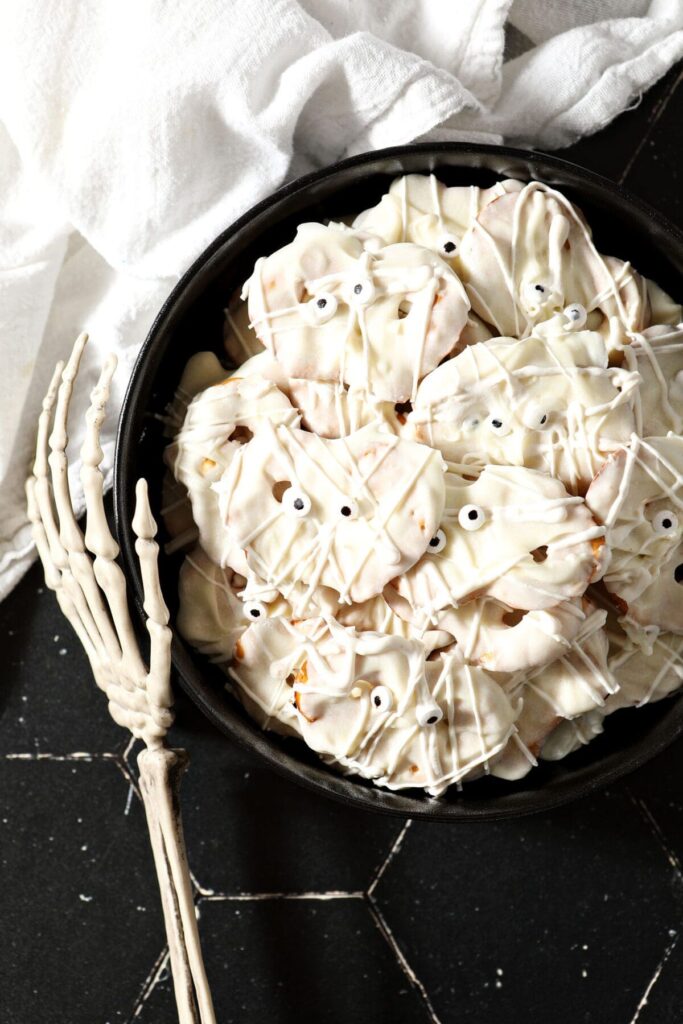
[26,333,216,1024]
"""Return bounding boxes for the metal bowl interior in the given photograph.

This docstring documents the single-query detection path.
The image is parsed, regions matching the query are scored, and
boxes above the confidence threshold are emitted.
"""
[114,142,683,822]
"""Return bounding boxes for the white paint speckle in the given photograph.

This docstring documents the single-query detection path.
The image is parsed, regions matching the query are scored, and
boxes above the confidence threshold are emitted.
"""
[582,969,588,978]
[496,968,504,976]
[58,648,67,656]
[79,894,93,903]
[53,635,59,642]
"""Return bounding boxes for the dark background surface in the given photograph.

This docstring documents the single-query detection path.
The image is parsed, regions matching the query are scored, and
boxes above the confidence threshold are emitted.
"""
[1,62,683,1024]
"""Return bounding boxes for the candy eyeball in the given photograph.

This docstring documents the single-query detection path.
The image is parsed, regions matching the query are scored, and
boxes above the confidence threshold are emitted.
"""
[439,234,459,258]
[371,685,393,712]
[244,600,268,621]
[563,302,587,328]
[303,292,338,325]
[489,415,511,436]
[521,403,551,430]
[522,281,558,313]
[416,701,443,727]
[348,278,376,307]
[652,509,679,536]
[427,529,447,554]
[282,487,311,517]
[458,505,485,531]
[338,500,359,520]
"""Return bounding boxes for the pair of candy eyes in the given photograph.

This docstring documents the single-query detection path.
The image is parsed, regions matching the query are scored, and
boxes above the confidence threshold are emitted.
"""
[369,685,443,725]
[302,279,376,324]
[522,284,588,324]
[467,410,551,434]
[279,487,357,521]
[428,506,485,552]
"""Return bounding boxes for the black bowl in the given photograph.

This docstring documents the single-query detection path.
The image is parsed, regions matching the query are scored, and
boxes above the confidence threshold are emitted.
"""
[114,142,683,822]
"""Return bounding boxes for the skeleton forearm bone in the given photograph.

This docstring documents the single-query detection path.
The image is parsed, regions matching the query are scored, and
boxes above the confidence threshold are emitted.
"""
[26,334,216,1024]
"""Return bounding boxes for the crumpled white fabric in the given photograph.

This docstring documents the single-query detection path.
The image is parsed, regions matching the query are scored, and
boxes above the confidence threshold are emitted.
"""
[1,0,682,601]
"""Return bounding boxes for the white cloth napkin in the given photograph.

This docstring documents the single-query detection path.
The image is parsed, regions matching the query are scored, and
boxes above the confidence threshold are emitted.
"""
[1,0,682,601]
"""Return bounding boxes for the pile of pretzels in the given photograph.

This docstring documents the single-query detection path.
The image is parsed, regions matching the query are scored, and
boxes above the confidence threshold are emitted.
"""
[164,175,683,796]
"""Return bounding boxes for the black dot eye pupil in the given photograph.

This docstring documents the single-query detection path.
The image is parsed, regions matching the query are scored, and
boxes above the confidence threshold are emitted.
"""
[492,419,503,428]
[467,509,478,521]
[534,284,545,293]
[340,505,352,517]
[353,283,363,295]
[675,564,683,584]
[429,535,440,547]
[251,609,260,617]
[662,518,673,530]
[443,241,456,253]
[373,695,381,707]
[293,497,304,510]
[540,415,547,425]
[427,715,438,725]
[316,298,327,308]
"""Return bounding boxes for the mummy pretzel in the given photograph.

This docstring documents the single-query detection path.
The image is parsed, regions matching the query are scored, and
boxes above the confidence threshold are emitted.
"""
[166,172,683,792]
[27,335,216,1024]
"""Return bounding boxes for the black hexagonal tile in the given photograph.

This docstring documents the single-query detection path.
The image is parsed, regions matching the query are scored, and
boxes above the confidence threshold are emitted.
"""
[0,560,125,755]
[630,928,681,1024]
[144,698,405,897]
[372,790,683,1024]
[0,759,164,1022]
[624,738,683,878]
[557,63,683,191]
[135,897,429,1024]
[621,66,683,227]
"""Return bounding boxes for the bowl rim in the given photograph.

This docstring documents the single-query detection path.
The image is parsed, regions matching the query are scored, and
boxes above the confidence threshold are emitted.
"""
[114,140,683,822]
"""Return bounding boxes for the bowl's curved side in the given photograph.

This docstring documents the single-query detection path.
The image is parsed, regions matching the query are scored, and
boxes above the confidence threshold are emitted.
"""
[114,142,683,822]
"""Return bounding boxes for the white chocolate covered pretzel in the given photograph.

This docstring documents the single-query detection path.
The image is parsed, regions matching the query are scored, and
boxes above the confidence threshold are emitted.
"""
[406,323,637,491]
[169,374,299,571]
[586,436,683,634]
[395,465,604,618]
[217,422,446,605]
[291,623,516,795]
[458,181,649,339]
[245,223,470,402]
[352,174,523,260]
[492,604,613,779]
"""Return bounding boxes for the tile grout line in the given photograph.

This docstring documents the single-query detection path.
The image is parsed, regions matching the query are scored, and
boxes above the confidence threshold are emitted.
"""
[365,895,444,1024]
[628,932,679,1024]
[125,945,170,1023]
[199,890,365,902]
[618,67,683,185]
[1,751,119,761]
[626,788,683,881]
[367,819,413,898]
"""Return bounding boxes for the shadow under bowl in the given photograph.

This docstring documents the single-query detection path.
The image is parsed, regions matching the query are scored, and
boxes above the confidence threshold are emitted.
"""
[114,142,683,822]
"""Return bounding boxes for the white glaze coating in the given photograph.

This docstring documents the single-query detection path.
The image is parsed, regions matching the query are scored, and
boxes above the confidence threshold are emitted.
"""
[170,373,300,571]
[245,223,470,402]
[586,435,683,634]
[291,623,516,795]
[458,180,650,340]
[406,322,636,491]
[217,422,446,606]
[492,604,612,780]
[352,174,523,257]
[166,173,683,795]
[395,464,604,617]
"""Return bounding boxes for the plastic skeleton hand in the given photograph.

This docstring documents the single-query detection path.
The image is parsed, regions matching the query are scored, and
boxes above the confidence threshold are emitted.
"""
[25,333,216,1024]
